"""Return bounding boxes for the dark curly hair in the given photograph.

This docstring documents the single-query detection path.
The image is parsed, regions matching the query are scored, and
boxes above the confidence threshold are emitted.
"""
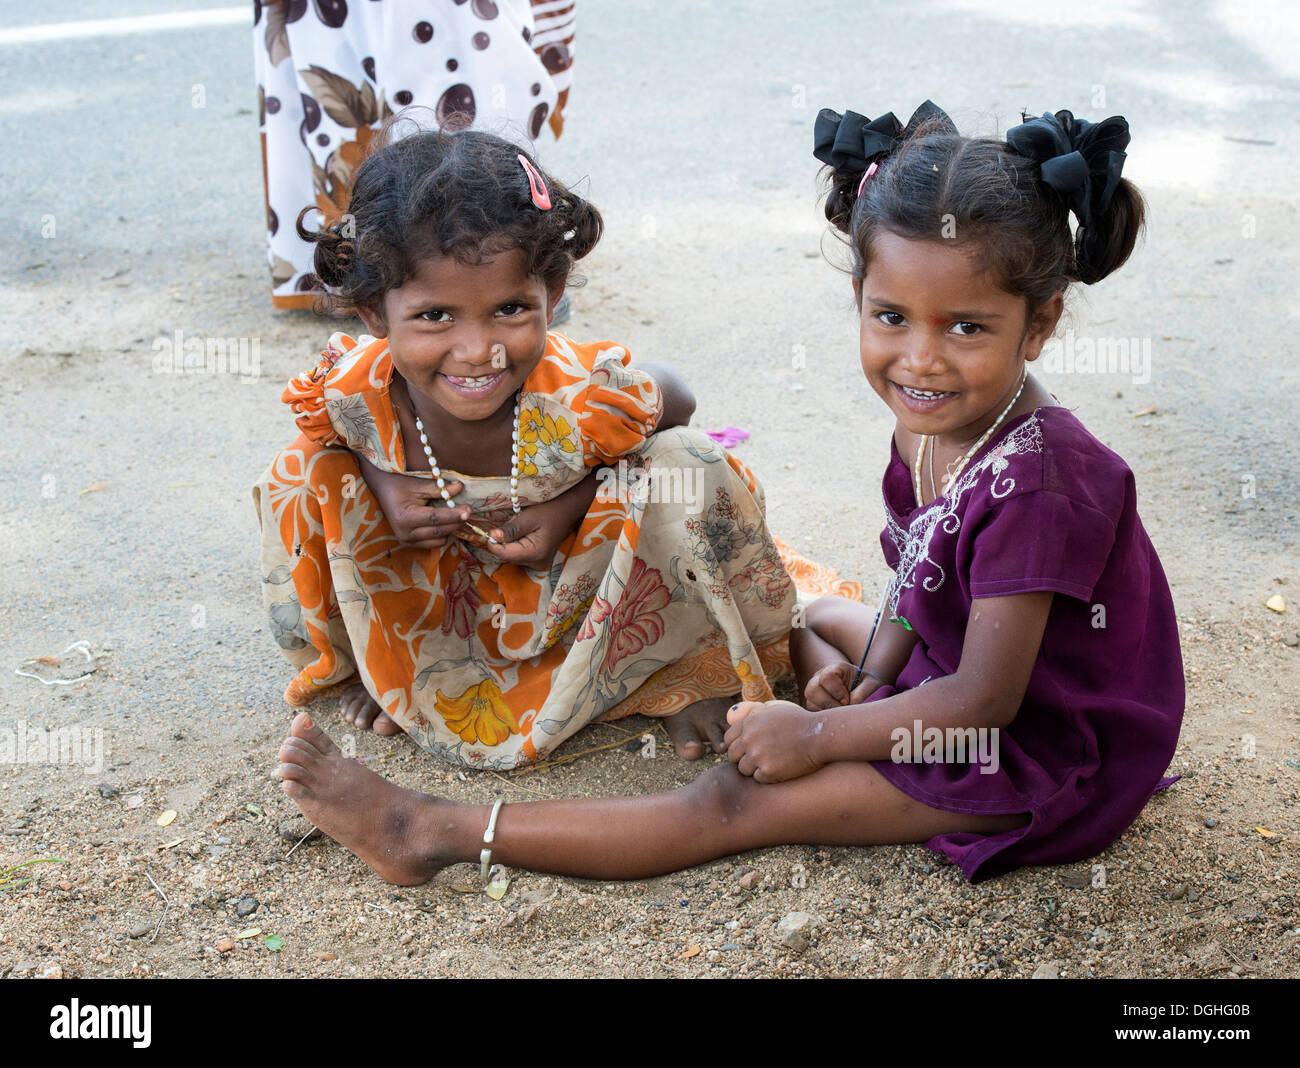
[821,110,1145,315]
[297,125,603,317]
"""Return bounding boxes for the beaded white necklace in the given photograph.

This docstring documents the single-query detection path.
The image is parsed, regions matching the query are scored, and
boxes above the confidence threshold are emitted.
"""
[412,388,523,516]
[912,372,1027,508]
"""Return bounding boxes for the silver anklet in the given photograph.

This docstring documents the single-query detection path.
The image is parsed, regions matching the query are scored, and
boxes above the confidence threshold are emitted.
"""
[480,798,504,885]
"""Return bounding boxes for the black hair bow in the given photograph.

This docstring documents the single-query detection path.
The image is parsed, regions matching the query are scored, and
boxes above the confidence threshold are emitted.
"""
[813,100,950,170]
[1005,110,1130,232]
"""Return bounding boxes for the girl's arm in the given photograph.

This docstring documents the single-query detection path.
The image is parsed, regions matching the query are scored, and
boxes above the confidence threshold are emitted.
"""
[356,453,471,549]
[356,449,607,565]
[858,613,922,689]
[637,362,695,432]
[724,592,1055,781]
[814,592,1055,760]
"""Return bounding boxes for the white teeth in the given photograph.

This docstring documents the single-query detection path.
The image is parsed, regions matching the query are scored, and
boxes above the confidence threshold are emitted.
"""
[448,374,499,386]
[902,386,952,399]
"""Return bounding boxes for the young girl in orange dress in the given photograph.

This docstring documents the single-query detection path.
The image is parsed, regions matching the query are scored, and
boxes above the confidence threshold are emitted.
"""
[253,128,859,771]
[274,100,1183,888]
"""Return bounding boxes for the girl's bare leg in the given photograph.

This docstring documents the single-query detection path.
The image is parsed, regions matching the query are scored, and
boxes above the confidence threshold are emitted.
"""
[790,596,879,693]
[277,713,1026,886]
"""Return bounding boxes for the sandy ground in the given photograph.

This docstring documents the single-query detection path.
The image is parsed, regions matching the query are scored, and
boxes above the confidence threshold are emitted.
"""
[1,1,1298,979]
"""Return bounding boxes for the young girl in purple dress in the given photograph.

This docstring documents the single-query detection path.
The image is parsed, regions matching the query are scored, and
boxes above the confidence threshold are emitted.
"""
[274,100,1184,886]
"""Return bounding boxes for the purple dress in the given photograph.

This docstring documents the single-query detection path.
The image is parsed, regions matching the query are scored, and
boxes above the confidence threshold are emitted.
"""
[866,405,1184,882]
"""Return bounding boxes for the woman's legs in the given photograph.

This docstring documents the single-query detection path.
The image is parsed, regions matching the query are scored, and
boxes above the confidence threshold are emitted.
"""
[277,713,1024,886]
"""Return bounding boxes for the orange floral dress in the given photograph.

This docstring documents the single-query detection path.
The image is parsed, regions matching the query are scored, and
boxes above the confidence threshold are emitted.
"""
[253,331,861,769]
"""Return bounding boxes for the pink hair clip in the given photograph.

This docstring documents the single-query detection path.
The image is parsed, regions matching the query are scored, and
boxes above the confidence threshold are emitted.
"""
[517,154,552,210]
[856,161,879,197]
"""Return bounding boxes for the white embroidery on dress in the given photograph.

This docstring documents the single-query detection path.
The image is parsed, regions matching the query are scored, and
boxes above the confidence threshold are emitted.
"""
[885,415,1044,615]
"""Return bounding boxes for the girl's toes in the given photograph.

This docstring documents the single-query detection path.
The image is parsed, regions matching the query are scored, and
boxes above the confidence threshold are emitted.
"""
[278,737,322,766]
[726,701,762,725]
[277,758,311,784]
[703,717,728,753]
[371,712,402,736]
[663,712,706,760]
[290,712,341,756]
[280,778,309,801]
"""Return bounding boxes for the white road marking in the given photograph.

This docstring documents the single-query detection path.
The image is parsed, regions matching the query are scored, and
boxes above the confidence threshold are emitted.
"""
[0,7,248,46]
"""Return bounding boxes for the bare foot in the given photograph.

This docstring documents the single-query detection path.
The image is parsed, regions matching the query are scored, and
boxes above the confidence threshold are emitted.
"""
[663,695,738,759]
[340,682,401,735]
[276,713,458,885]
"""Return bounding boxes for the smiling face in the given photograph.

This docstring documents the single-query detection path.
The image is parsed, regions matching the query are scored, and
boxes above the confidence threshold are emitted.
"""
[855,231,1062,446]
[358,246,561,428]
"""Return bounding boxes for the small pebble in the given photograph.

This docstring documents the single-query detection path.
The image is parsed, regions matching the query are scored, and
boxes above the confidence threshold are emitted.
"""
[774,912,816,953]
[215,937,235,953]
[236,896,259,919]
[1204,818,1217,829]
[95,783,119,799]
[128,923,152,939]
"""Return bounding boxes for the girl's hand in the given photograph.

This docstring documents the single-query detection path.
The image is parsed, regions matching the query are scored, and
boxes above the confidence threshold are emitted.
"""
[804,661,856,710]
[804,661,888,710]
[357,455,469,549]
[482,496,577,571]
[484,469,600,570]
[722,700,825,784]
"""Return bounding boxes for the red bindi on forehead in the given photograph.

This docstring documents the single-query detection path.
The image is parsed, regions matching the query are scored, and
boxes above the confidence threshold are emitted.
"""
[928,316,948,327]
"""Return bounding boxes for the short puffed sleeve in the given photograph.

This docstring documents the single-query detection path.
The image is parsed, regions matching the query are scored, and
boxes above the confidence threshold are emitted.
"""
[281,333,357,446]
[575,345,664,465]
[966,489,1121,603]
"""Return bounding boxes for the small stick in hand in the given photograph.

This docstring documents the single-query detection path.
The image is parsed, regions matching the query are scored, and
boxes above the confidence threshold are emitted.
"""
[464,521,499,545]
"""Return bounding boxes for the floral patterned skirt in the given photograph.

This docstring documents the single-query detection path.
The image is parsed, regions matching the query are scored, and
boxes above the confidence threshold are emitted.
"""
[253,425,861,769]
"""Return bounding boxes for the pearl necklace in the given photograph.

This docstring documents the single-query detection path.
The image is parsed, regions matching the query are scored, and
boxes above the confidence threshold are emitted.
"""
[413,389,522,516]
[912,372,1027,508]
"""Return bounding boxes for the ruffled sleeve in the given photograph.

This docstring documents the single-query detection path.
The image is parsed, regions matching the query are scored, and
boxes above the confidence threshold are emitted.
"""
[281,332,359,446]
[575,344,664,465]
